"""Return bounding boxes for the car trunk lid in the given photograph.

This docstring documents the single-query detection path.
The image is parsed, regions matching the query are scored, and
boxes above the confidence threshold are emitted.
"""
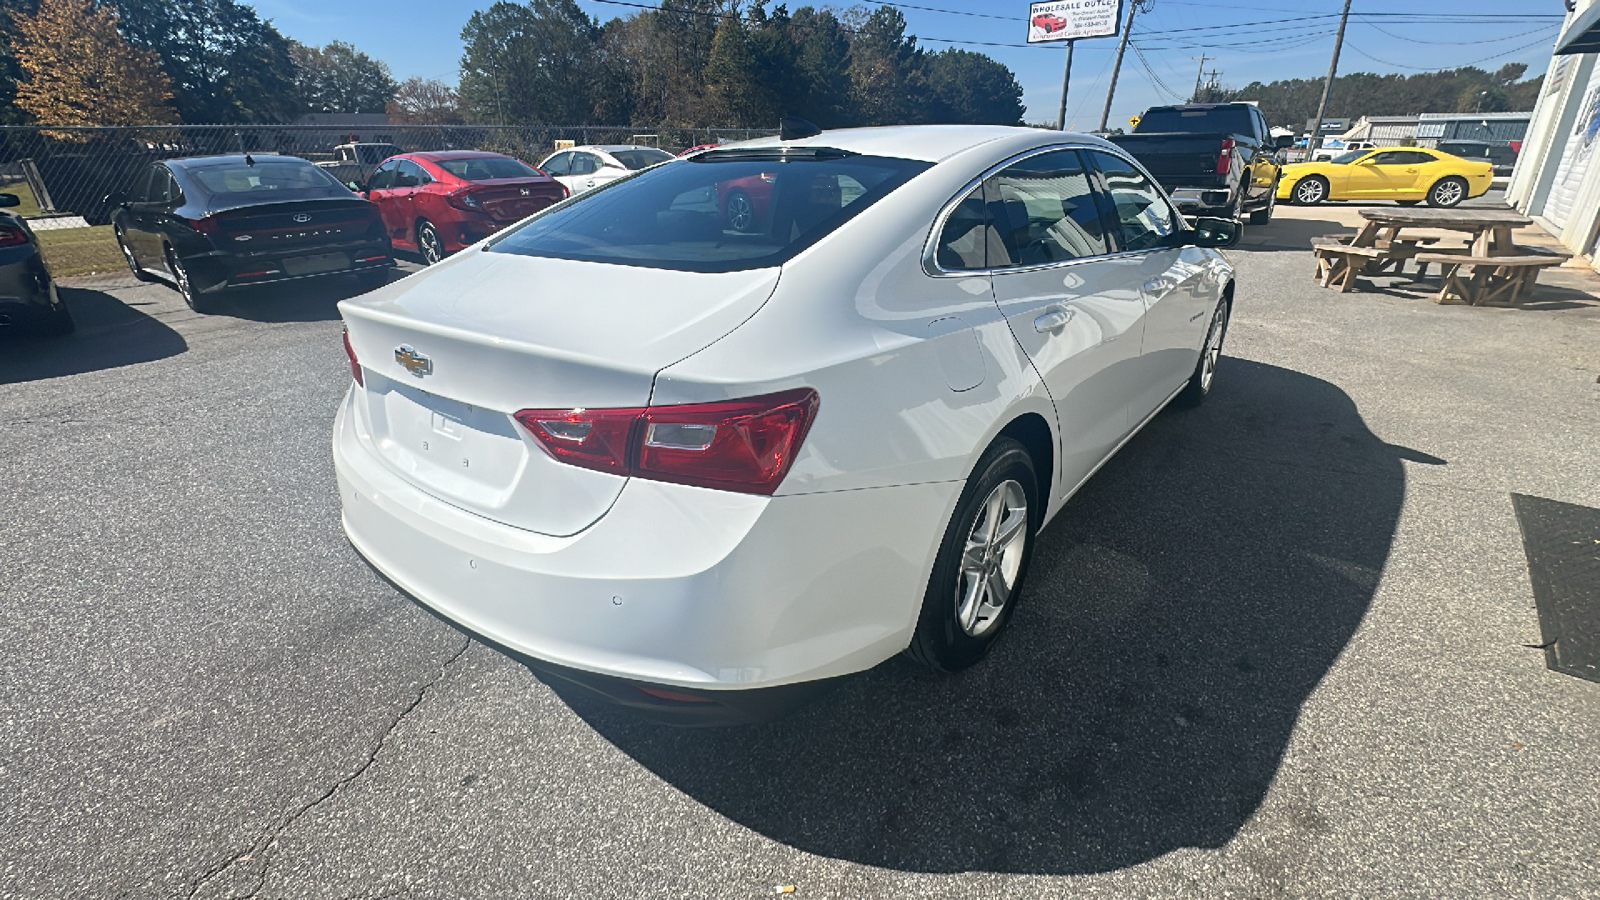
[462,177,567,222]
[339,252,780,536]
[205,198,381,254]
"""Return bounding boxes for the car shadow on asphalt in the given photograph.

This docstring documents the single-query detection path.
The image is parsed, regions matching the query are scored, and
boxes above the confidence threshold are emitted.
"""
[555,358,1411,876]
[200,271,401,323]
[0,286,187,384]
[1236,216,1348,252]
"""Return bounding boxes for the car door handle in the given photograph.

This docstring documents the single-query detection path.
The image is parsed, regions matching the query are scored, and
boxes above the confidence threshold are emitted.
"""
[1033,307,1074,333]
[1405,168,1418,173]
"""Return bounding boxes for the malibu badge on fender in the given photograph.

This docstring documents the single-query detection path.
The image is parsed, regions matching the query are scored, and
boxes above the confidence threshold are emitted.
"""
[394,345,432,377]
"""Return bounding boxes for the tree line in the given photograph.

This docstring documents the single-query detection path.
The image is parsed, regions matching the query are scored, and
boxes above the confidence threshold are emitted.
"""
[1200,64,1546,130]
[0,0,1026,130]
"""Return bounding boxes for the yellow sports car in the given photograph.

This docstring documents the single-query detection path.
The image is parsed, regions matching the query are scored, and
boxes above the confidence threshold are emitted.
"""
[1277,146,1495,208]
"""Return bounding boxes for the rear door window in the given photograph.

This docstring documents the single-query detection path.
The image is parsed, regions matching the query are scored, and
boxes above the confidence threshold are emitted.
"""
[611,148,674,170]
[489,151,930,272]
[1086,150,1179,254]
[987,149,1108,266]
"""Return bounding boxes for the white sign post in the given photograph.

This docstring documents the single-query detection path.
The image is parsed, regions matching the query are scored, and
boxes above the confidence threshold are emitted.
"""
[1027,0,1123,131]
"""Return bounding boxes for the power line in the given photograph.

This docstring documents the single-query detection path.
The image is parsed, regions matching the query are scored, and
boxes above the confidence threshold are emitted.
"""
[1356,19,1558,47]
[1343,35,1562,72]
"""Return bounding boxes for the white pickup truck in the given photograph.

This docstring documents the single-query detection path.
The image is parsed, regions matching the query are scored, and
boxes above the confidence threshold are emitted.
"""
[315,142,402,188]
[1310,140,1376,162]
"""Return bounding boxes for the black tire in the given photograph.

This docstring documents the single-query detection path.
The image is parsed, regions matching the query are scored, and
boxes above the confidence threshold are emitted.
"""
[1248,189,1275,225]
[167,247,218,314]
[417,220,445,265]
[1292,176,1329,206]
[724,189,756,233]
[41,299,74,336]
[1175,296,1230,408]
[1426,177,1468,208]
[1395,199,1422,207]
[907,437,1040,673]
[115,227,155,282]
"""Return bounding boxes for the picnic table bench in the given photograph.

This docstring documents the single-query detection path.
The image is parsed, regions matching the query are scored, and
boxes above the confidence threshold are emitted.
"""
[1310,207,1572,306]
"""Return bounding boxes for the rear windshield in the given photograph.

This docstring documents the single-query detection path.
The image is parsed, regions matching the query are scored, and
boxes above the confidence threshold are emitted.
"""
[611,148,674,170]
[437,156,541,180]
[189,161,348,198]
[488,152,930,272]
[1135,107,1254,136]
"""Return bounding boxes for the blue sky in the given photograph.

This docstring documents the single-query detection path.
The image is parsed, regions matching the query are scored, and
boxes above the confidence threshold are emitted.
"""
[247,0,1569,129]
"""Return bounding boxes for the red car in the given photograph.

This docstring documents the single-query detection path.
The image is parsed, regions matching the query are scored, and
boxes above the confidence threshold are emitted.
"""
[1032,13,1068,33]
[361,151,568,265]
[718,171,777,233]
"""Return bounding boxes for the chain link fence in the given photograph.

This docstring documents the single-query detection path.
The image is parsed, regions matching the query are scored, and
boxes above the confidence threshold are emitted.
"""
[0,124,775,226]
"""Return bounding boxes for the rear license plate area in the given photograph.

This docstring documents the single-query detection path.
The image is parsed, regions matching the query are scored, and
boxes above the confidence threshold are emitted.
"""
[282,251,350,276]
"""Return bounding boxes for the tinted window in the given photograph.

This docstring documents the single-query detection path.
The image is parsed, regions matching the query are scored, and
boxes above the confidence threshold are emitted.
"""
[394,159,429,188]
[367,161,397,190]
[489,152,930,272]
[189,160,347,198]
[935,190,997,271]
[437,156,541,180]
[1087,150,1178,253]
[988,150,1108,266]
[570,153,598,175]
[153,168,179,205]
[1370,151,1422,165]
[611,148,674,170]
[1135,106,1254,136]
[1329,150,1368,164]
[542,152,571,176]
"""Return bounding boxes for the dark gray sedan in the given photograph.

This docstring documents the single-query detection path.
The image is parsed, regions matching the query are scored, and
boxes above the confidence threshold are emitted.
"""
[0,192,71,337]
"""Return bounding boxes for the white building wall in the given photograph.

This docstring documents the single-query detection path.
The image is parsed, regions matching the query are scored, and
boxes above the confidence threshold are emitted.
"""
[1512,0,1600,264]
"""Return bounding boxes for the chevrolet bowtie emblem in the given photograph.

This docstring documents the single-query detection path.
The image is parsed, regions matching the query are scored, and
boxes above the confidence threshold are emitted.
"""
[394,345,433,377]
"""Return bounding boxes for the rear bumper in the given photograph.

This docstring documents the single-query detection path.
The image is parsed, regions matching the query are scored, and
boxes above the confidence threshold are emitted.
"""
[0,248,61,324]
[1168,187,1237,216]
[184,239,393,291]
[333,388,957,698]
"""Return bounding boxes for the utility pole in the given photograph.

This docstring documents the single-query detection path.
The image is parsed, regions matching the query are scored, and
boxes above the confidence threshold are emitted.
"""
[1057,41,1076,130]
[1309,0,1353,155]
[1203,68,1223,99]
[1190,55,1213,102]
[1099,0,1145,132]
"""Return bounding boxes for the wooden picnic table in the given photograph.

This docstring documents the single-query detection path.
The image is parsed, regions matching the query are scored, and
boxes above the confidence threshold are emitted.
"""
[1311,206,1569,305]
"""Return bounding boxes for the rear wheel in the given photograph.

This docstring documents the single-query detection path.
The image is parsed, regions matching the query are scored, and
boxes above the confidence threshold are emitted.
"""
[167,247,217,314]
[907,438,1039,673]
[1427,177,1467,208]
[417,220,445,265]
[42,298,74,336]
[1248,189,1275,225]
[1293,176,1329,205]
[724,189,756,233]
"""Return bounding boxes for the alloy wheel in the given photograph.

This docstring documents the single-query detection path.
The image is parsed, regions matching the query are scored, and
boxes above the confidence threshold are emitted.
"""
[170,253,195,307]
[1295,179,1326,204]
[1431,179,1464,207]
[115,229,138,275]
[1199,301,1229,393]
[419,223,443,265]
[954,479,1028,638]
[726,192,754,232]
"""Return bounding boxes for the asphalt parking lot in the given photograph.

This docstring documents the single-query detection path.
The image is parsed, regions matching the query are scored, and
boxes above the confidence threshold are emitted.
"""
[3,216,1599,898]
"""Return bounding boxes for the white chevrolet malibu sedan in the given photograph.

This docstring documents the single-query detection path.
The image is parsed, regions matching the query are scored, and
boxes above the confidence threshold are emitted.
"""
[335,125,1238,722]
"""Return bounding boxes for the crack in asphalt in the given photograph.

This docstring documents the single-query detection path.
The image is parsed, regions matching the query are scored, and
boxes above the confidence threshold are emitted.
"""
[187,637,472,900]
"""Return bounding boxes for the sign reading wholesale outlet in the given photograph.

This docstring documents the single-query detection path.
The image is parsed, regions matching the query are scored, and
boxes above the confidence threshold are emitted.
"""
[1026,0,1122,43]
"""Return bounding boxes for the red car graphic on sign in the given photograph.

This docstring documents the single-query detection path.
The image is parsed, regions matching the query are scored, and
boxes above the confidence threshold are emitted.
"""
[1032,13,1068,33]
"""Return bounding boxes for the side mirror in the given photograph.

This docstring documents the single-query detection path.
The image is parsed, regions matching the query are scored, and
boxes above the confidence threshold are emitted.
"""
[0,193,18,208]
[1188,217,1239,248]
[1274,134,1296,150]
[103,190,127,208]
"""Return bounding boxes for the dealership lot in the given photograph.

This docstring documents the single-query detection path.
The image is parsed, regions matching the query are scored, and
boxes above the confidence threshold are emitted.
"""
[3,222,1599,897]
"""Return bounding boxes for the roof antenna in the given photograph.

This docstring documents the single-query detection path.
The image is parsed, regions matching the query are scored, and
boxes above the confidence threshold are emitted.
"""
[780,116,822,141]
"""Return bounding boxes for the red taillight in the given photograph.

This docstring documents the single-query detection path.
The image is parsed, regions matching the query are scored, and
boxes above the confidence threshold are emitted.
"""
[342,326,363,387]
[559,184,570,198]
[1215,137,1236,175]
[514,388,820,495]
[186,216,219,235]
[0,225,28,248]
[447,188,484,211]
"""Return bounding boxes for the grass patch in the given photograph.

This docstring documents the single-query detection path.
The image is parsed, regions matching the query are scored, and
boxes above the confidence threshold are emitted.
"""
[36,225,126,278]
[1,180,44,218]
